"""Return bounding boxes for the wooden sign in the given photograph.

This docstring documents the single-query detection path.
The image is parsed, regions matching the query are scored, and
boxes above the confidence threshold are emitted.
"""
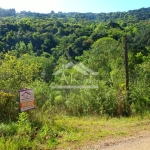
[19,89,35,112]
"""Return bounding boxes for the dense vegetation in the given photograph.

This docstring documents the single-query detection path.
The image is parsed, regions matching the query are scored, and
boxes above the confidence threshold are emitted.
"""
[0,7,150,149]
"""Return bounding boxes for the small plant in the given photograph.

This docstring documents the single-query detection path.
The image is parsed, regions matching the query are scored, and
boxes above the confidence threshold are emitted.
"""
[17,112,32,136]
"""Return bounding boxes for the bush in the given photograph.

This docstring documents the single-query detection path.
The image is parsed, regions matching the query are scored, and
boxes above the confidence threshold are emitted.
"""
[0,91,18,121]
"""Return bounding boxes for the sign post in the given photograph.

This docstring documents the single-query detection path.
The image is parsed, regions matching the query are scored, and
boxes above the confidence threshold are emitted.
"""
[19,89,35,112]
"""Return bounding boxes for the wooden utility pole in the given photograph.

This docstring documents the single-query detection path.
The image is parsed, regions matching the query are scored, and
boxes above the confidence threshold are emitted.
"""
[124,36,130,101]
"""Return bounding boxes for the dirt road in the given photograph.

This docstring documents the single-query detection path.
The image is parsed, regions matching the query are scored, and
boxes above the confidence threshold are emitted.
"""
[82,131,150,150]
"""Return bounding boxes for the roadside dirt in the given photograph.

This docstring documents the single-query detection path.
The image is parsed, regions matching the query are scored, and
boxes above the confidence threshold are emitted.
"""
[81,131,150,150]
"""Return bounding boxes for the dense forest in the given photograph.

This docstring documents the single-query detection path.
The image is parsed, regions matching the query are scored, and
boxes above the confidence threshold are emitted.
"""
[0,7,150,149]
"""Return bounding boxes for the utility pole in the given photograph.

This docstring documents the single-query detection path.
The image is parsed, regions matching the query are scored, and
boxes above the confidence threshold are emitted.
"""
[124,36,130,102]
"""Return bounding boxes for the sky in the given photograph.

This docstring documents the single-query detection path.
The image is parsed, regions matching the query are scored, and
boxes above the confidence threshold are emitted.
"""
[0,0,150,13]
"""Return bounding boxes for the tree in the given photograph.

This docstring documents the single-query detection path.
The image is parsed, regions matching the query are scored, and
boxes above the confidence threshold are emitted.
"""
[15,41,27,56]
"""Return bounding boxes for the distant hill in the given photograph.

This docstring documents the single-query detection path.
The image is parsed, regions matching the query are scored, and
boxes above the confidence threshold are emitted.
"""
[0,6,150,59]
[0,7,150,22]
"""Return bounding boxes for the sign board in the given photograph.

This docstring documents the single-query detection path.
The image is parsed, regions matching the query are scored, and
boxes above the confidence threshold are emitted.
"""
[19,89,35,112]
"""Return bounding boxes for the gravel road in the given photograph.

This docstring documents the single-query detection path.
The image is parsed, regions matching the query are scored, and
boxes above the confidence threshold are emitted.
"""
[81,131,150,150]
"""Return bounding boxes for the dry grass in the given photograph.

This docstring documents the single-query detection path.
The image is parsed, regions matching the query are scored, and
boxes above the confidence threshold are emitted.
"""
[54,114,150,149]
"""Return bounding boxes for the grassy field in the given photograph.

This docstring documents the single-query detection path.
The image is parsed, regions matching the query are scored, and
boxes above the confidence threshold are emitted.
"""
[54,114,150,149]
[1,113,150,150]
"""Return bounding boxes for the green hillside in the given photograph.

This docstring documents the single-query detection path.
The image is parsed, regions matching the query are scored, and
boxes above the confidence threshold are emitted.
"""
[0,7,150,149]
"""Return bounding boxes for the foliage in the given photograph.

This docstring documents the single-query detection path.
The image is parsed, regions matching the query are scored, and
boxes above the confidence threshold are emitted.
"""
[0,91,16,121]
[0,6,150,149]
